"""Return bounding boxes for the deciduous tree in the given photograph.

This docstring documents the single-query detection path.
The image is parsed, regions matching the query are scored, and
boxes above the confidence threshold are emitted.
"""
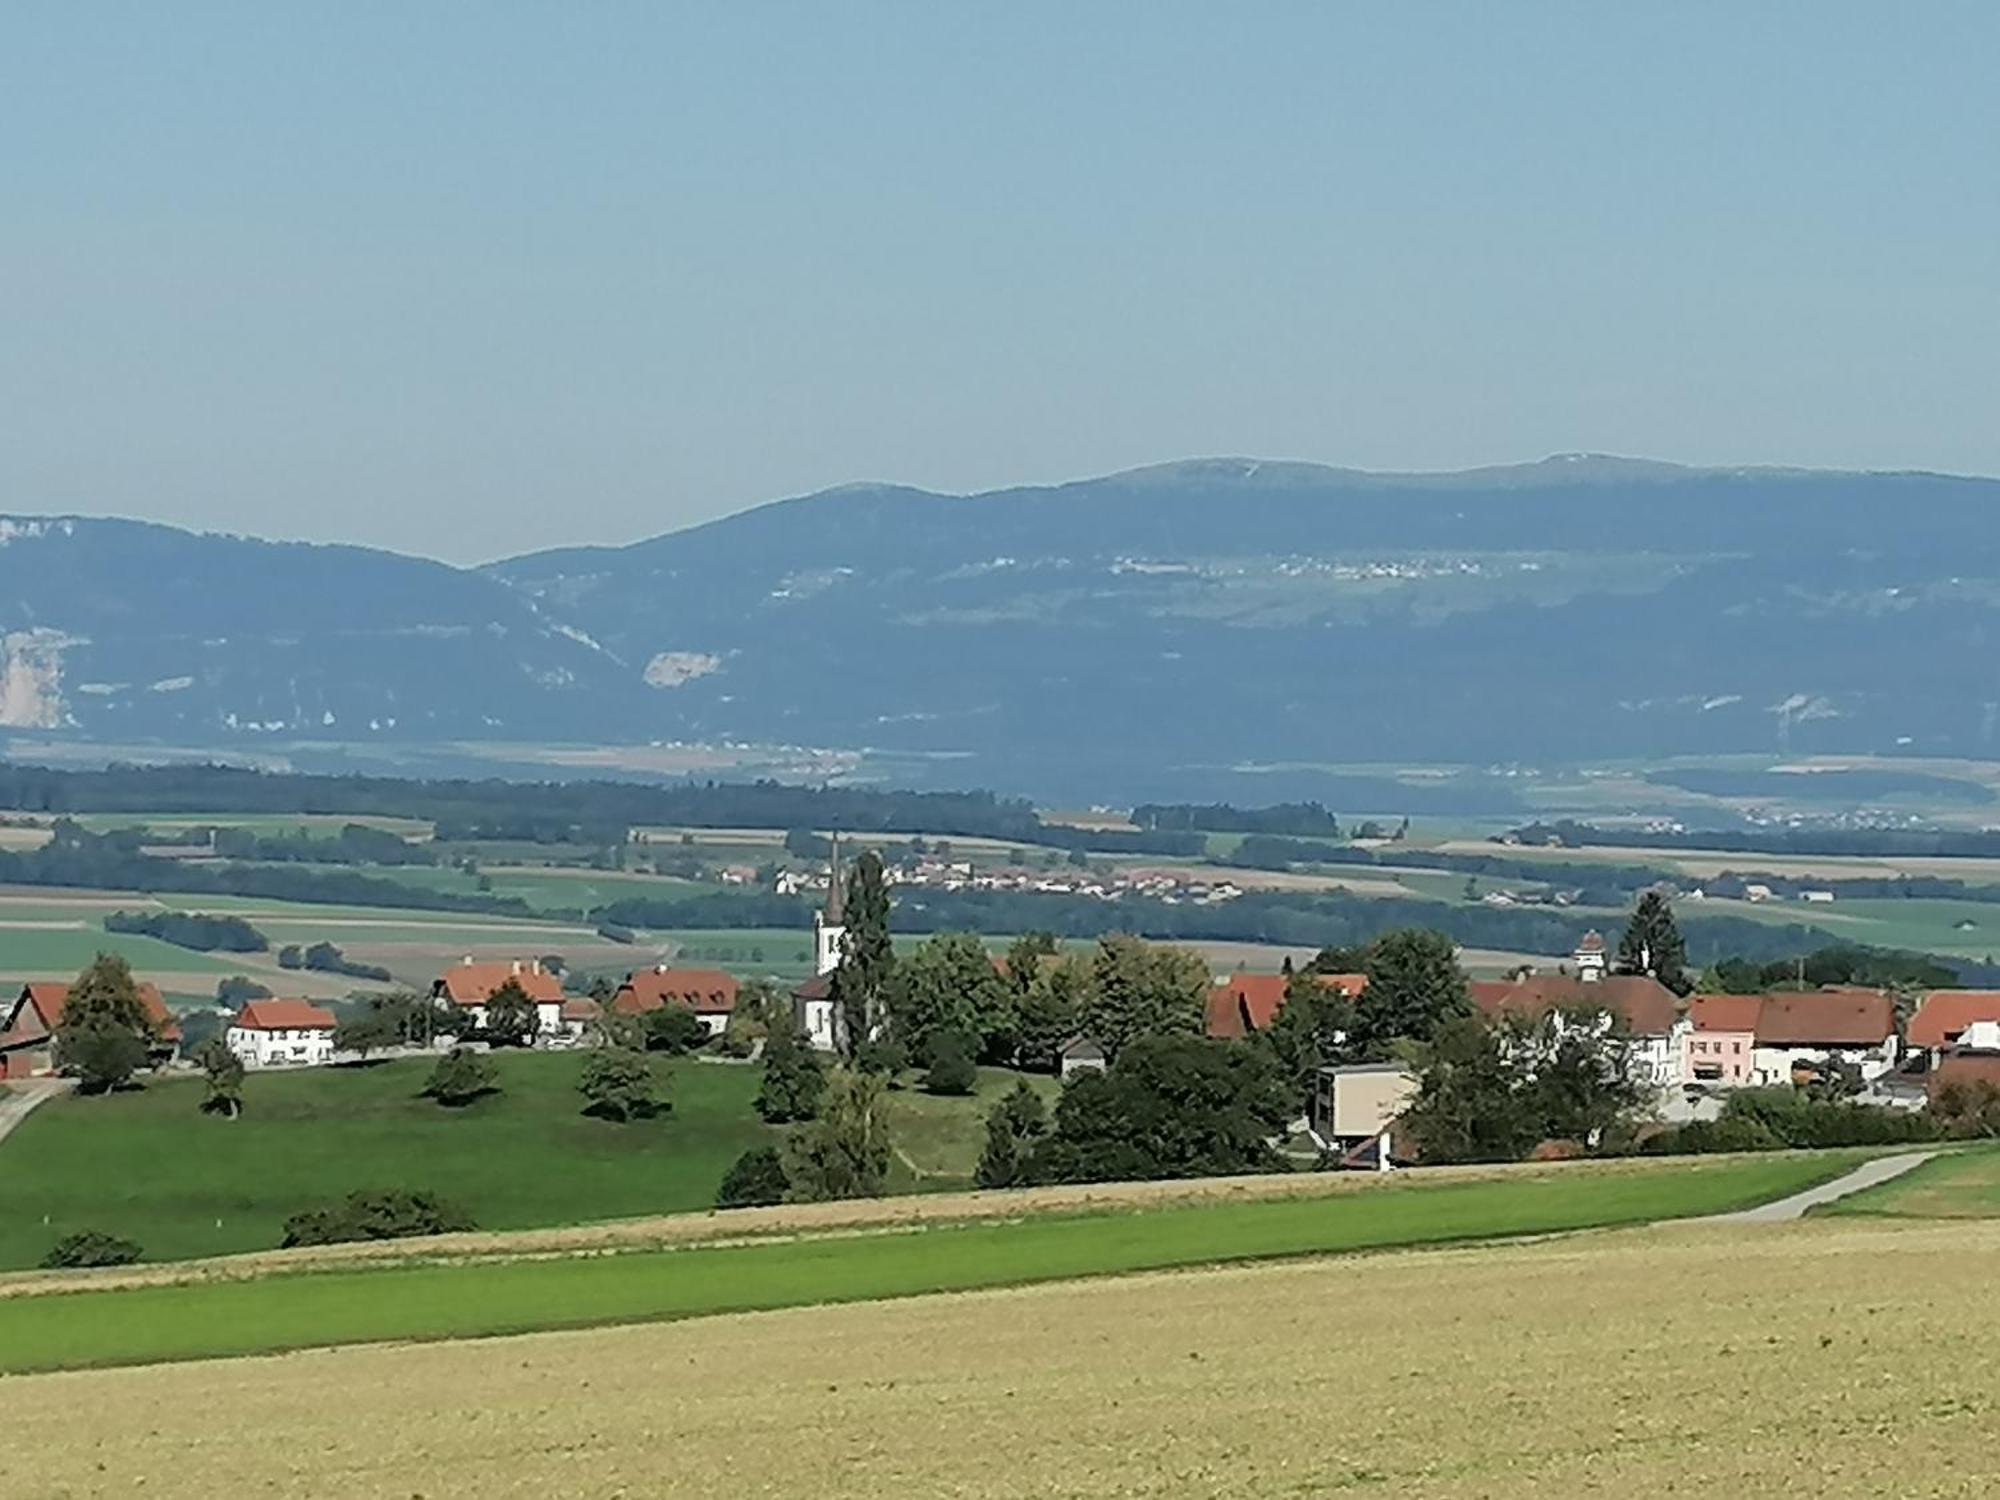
[783,1069,892,1201]
[54,953,157,1094]
[890,932,1010,1062]
[482,978,539,1048]
[195,1036,245,1118]
[642,1004,707,1055]
[756,1024,826,1122]
[830,850,895,1062]
[578,1046,661,1121]
[423,1046,496,1107]
[1029,1035,1289,1184]
[921,1029,978,1096]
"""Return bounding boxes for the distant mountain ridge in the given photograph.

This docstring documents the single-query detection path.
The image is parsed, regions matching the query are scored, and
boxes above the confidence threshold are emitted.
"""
[6,456,2000,800]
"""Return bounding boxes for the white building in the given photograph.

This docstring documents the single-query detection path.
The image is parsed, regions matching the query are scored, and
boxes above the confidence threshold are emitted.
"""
[225,998,337,1069]
[431,958,567,1036]
[795,838,849,1051]
[1472,941,1691,1094]
[1748,990,1899,1084]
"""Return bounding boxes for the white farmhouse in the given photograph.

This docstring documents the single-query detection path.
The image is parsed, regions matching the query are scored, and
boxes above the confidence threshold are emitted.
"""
[431,958,567,1036]
[226,998,337,1069]
[1750,990,1899,1084]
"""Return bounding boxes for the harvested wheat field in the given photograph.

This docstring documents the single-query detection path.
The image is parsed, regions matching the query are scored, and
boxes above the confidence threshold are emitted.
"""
[8,1215,1999,1499]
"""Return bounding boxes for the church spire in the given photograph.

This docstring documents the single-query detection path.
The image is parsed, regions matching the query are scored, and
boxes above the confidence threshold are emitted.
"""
[824,833,845,924]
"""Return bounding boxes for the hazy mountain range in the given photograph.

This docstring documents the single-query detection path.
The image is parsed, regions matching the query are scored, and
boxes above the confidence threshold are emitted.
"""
[5,456,1998,801]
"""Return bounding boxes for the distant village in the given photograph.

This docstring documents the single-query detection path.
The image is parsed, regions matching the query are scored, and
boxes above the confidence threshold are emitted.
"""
[10,840,2000,1174]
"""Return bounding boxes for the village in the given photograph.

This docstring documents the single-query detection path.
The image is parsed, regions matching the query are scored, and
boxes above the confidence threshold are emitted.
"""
[10,839,2000,1174]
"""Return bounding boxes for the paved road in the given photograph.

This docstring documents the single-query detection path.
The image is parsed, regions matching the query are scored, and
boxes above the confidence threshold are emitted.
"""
[0,1077,73,1149]
[1711,1150,1939,1223]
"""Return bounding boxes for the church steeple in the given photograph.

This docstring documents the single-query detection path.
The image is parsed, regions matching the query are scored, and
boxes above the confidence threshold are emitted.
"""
[812,834,848,978]
[824,833,845,924]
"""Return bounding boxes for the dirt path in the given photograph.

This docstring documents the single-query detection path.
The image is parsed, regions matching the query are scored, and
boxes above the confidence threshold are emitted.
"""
[1708,1150,1939,1223]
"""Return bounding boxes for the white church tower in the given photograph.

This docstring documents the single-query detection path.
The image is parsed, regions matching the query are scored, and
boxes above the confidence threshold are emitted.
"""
[796,836,849,1052]
[813,834,848,977]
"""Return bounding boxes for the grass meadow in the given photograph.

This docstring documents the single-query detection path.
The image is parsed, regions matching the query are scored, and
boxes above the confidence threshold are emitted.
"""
[0,1053,779,1270]
[0,1151,1863,1374]
[4,1213,1989,1498]
[1822,1144,2000,1218]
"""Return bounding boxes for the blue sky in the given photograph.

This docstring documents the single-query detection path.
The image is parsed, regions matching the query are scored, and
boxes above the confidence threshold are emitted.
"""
[4,3,1996,561]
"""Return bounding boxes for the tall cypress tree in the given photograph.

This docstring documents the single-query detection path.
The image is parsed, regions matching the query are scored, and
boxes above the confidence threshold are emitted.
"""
[830,848,894,1061]
[1616,890,1690,995]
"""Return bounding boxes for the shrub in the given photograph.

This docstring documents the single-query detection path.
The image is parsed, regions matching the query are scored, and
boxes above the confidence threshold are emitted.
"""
[41,1230,142,1269]
[422,1046,496,1107]
[281,1189,476,1248]
[578,1047,663,1121]
[922,1031,978,1096]
[642,1005,707,1055]
[756,1027,826,1123]
[715,1146,790,1209]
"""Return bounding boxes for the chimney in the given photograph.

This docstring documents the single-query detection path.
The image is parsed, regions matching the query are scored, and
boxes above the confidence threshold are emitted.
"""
[462,954,473,967]
[511,960,522,975]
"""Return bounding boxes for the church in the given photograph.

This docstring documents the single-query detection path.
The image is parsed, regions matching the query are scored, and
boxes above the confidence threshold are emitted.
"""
[791,837,848,1051]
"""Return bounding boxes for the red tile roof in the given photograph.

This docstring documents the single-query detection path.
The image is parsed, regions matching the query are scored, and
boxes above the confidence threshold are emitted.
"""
[1204,972,1369,1039]
[1471,974,1682,1037]
[1688,994,1764,1034]
[1753,990,1894,1048]
[434,961,564,1006]
[1909,991,2000,1050]
[561,997,604,1024]
[233,999,336,1031]
[10,980,180,1041]
[614,967,739,1015]
[1207,974,1288,1039]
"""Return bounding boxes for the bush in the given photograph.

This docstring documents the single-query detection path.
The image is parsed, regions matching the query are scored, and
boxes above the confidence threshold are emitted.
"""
[41,1230,142,1269]
[578,1047,663,1121]
[1645,1087,1941,1155]
[281,1189,476,1248]
[756,1027,826,1123]
[422,1046,496,1107]
[922,1031,978,1096]
[715,1146,790,1209]
[642,1005,707,1055]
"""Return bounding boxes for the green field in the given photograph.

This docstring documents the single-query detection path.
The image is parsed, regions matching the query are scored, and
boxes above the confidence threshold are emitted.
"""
[0,925,246,979]
[885,1067,1062,1183]
[0,1053,783,1269]
[70,812,435,839]
[1823,1145,2000,1218]
[0,1152,1862,1375]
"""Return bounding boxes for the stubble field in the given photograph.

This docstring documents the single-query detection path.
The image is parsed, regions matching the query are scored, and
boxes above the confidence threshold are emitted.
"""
[7,1214,1997,1499]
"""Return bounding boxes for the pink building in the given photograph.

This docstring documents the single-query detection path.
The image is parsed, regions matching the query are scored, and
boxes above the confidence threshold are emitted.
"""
[1684,994,1761,1086]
